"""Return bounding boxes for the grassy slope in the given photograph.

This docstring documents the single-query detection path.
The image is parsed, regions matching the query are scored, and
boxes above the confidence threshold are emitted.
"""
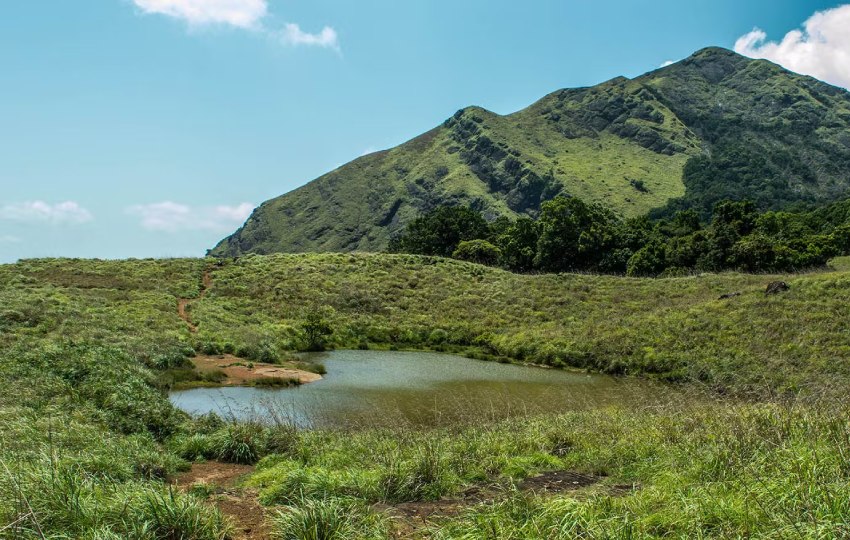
[209,114,693,257]
[4,255,850,538]
[194,253,850,392]
[211,48,850,256]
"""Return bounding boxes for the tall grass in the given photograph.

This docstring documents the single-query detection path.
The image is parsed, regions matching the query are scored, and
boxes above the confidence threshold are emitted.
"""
[271,497,387,540]
[244,395,850,539]
[0,460,231,540]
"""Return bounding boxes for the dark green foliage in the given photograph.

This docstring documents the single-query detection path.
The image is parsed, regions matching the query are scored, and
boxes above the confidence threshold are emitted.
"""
[390,196,850,276]
[213,424,264,465]
[494,217,539,272]
[389,206,489,258]
[534,197,621,272]
[159,367,227,389]
[301,307,334,352]
[627,239,668,277]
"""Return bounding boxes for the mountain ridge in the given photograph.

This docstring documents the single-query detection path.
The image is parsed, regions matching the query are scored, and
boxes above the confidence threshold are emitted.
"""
[211,47,850,257]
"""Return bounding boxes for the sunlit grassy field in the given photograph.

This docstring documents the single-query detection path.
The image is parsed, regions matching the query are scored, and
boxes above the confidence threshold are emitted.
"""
[2,254,850,538]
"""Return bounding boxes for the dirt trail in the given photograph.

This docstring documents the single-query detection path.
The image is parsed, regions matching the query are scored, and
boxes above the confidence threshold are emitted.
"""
[177,269,212,334]
[174,462,270,540]
[175,462,631,539]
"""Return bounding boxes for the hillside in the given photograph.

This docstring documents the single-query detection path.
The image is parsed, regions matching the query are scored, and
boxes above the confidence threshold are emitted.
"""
[4,253,850,391]
[211,47,850,256]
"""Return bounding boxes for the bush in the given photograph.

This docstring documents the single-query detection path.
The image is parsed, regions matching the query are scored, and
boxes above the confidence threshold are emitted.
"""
[213,424,265,465]
[252,376,300,387]
[452,240,502,266]
[131,488,231,540]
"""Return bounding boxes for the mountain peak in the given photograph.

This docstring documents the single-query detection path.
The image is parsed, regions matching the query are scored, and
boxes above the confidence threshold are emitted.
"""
[211,47,850,257]
[656,46,752,83]
[688,46,742,60]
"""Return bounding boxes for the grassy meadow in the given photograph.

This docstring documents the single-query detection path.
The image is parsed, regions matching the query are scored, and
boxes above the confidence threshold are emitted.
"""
[1,253,850,538]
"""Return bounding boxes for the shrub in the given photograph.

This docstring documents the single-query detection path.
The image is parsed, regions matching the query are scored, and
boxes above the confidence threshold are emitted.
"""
[130,488,231,540]
[175,434,216,461]
[452,239,502,266]
[428,329,449,345]
[213,424,264,465]
[253,376,300,388]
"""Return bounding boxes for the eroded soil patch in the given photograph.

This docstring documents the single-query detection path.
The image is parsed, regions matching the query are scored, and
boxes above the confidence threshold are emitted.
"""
[174,461,270,540]
[192,354,323,386]
[519,470,601,493]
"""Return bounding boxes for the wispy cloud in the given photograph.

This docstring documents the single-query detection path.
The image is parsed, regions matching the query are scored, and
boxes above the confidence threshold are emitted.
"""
[734,4,850,89]
[0,235,21,244]
[0,201,93,224]
[280,23,340,51]
[127,201,254,233]
[132,0,268,28]
[131,0,341,51]
[660,60,675,68]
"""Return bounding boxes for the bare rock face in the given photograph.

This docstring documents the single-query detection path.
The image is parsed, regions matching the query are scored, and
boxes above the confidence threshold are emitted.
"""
[766,281,790,295]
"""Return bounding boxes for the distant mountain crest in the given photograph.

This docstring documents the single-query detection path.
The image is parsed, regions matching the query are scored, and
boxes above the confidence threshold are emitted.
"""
[211,47,850,256]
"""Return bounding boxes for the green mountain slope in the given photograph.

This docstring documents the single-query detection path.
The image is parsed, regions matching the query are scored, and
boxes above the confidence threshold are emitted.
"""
[211,47,850,256]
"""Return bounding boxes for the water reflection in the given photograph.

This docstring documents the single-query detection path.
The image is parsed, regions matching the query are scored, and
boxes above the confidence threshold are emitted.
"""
[169,350,672,429]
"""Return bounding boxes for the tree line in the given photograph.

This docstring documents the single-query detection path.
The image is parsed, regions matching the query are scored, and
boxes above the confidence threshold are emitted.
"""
[388,196,850,276]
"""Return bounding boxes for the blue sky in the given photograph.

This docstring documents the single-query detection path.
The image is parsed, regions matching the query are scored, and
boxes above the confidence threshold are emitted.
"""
[1,0,847,262]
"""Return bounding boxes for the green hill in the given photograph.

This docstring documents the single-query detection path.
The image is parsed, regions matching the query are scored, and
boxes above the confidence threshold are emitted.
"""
[211,47,850,256]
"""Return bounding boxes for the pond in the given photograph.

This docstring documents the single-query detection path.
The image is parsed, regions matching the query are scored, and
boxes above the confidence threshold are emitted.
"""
[169,350,673,429]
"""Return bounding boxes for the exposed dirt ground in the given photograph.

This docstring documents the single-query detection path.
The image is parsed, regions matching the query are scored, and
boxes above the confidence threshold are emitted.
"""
[177,270,212,334]
[174,461,270,540]
[518,470,601,493]
[191,354,323,386]
[174,463,633,540]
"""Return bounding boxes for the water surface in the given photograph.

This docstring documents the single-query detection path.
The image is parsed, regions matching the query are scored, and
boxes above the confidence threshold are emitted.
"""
[169,350,670,428]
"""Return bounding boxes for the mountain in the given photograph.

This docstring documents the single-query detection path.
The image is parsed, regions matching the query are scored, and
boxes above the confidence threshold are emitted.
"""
[210,47,850,256]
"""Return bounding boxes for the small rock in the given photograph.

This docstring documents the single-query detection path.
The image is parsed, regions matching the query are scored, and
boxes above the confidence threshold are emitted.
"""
[718,292,742,300]
[765,281,790,295]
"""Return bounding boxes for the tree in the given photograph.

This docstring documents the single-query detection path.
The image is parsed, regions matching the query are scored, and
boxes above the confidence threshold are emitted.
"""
[389,206,489,257]
[535,196,620,272]
[627,239,668,277]
[301,307,334,352]
[731,234,776,272]
[496,217,539,272]
[697,200,758,270]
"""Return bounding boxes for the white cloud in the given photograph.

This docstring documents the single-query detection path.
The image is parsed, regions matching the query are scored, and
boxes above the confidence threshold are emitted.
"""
[127,201,254,232]
[660,60,675,68]
[280,23,340,50]
[734,4,850,89]
[0,235,21,244]
[131,0,341,51]
[0,201,93,224]
[133,0,267,28]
